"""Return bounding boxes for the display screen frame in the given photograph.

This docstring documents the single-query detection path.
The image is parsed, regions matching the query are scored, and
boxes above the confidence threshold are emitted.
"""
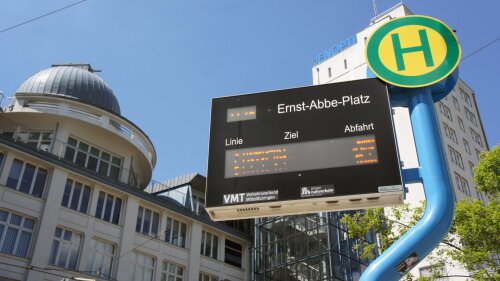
[206,78,402,210]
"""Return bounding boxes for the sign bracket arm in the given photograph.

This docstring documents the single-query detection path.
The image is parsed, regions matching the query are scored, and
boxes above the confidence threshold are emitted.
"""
[401,167,422,184]
[360,87,455,280]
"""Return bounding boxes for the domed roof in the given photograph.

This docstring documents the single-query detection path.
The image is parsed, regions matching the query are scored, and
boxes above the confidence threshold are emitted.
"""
[16,64,121,115]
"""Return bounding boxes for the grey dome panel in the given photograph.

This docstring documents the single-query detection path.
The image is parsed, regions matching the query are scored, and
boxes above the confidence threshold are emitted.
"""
[16,66,121,114]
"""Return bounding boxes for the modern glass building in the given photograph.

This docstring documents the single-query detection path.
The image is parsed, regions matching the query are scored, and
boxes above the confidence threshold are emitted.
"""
[253,212,376,281]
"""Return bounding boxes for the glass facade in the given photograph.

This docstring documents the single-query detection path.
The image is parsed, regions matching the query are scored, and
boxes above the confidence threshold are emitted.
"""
[253,212,375,281]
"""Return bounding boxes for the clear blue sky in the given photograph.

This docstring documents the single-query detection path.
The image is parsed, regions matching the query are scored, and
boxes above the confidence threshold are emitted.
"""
[1,0,499,181]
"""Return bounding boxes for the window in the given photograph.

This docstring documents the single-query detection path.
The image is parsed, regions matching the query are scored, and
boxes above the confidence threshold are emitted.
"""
[199,272,218,281]
[470,128,483,147]
[438,102,452,121]
[465,107,478,126]
[193,194,205,215]
[129,252,154,281]
[225,239,242,268]
[9,131,53,152]
[476,189,484,201]
[165,216,187,248]
[475,189,485,202]
[419,265,448,280]
[128,167,138,188]
[454,172,470,196]
[49,227,82,269]
[86,239,115,279]
[459,88,472,106]
[442,122,458,144]
[469,161,475,177]
[95,191,122,225]
[136,206,159,237]
[448,146,464,169]
[201,230,218,259]
[161,261,184,281]
[476,149,482,161]
[457,117,465,132]
[454,173,463,193]
[64,137,122,181]
[461,176,470,196]
[61,179,91,214]
[6,158,47,198]
[463,139,471,155]
[0,210,35,258]
[455,150,464,169]
[328,67,332,78]
[0,152,4,168]
[452,96,460,111]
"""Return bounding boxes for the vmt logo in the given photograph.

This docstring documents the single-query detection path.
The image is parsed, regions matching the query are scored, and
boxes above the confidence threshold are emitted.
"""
[223,193,245,204]
[366,16,461,88]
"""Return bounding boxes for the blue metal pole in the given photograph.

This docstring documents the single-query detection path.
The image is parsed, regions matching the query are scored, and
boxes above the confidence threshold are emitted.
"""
[360,88,455,280]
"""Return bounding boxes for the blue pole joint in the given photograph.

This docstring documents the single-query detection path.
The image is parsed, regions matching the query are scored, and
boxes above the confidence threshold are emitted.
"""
[360,84,456,280]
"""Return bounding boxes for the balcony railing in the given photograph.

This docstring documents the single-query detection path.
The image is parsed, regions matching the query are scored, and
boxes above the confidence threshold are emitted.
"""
[2,96,154,166]
[0,96,14,112]
[0,132,153,188]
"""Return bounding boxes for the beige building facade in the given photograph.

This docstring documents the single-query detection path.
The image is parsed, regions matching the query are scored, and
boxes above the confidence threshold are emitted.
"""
[0,64,251,281]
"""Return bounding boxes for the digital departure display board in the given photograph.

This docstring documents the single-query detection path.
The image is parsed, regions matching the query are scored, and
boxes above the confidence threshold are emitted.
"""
[225,135,378,178]
[206,78,403,221]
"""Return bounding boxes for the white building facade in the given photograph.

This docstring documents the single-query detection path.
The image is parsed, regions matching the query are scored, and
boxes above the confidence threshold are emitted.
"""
[312,4,489,280]
[0,64,251,281]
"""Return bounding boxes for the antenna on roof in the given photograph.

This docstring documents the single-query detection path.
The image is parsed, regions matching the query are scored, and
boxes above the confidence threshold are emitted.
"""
[372,0,378,17]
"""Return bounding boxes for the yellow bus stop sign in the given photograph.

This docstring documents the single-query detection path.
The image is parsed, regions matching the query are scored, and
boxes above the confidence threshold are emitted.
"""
[366,15,461,88]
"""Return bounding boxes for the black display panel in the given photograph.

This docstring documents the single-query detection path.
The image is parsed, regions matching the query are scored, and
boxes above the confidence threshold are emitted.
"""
[207,78,402,212]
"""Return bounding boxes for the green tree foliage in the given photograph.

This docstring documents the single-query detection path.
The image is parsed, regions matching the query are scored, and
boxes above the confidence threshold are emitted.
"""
[341,146,500,280]
[450,199,500,280]
[448,146,500,281]
[473,146,500,199]
[340,204,425,261]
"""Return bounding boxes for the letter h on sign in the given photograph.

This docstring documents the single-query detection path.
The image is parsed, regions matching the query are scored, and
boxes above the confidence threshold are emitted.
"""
[391,29,434,71]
